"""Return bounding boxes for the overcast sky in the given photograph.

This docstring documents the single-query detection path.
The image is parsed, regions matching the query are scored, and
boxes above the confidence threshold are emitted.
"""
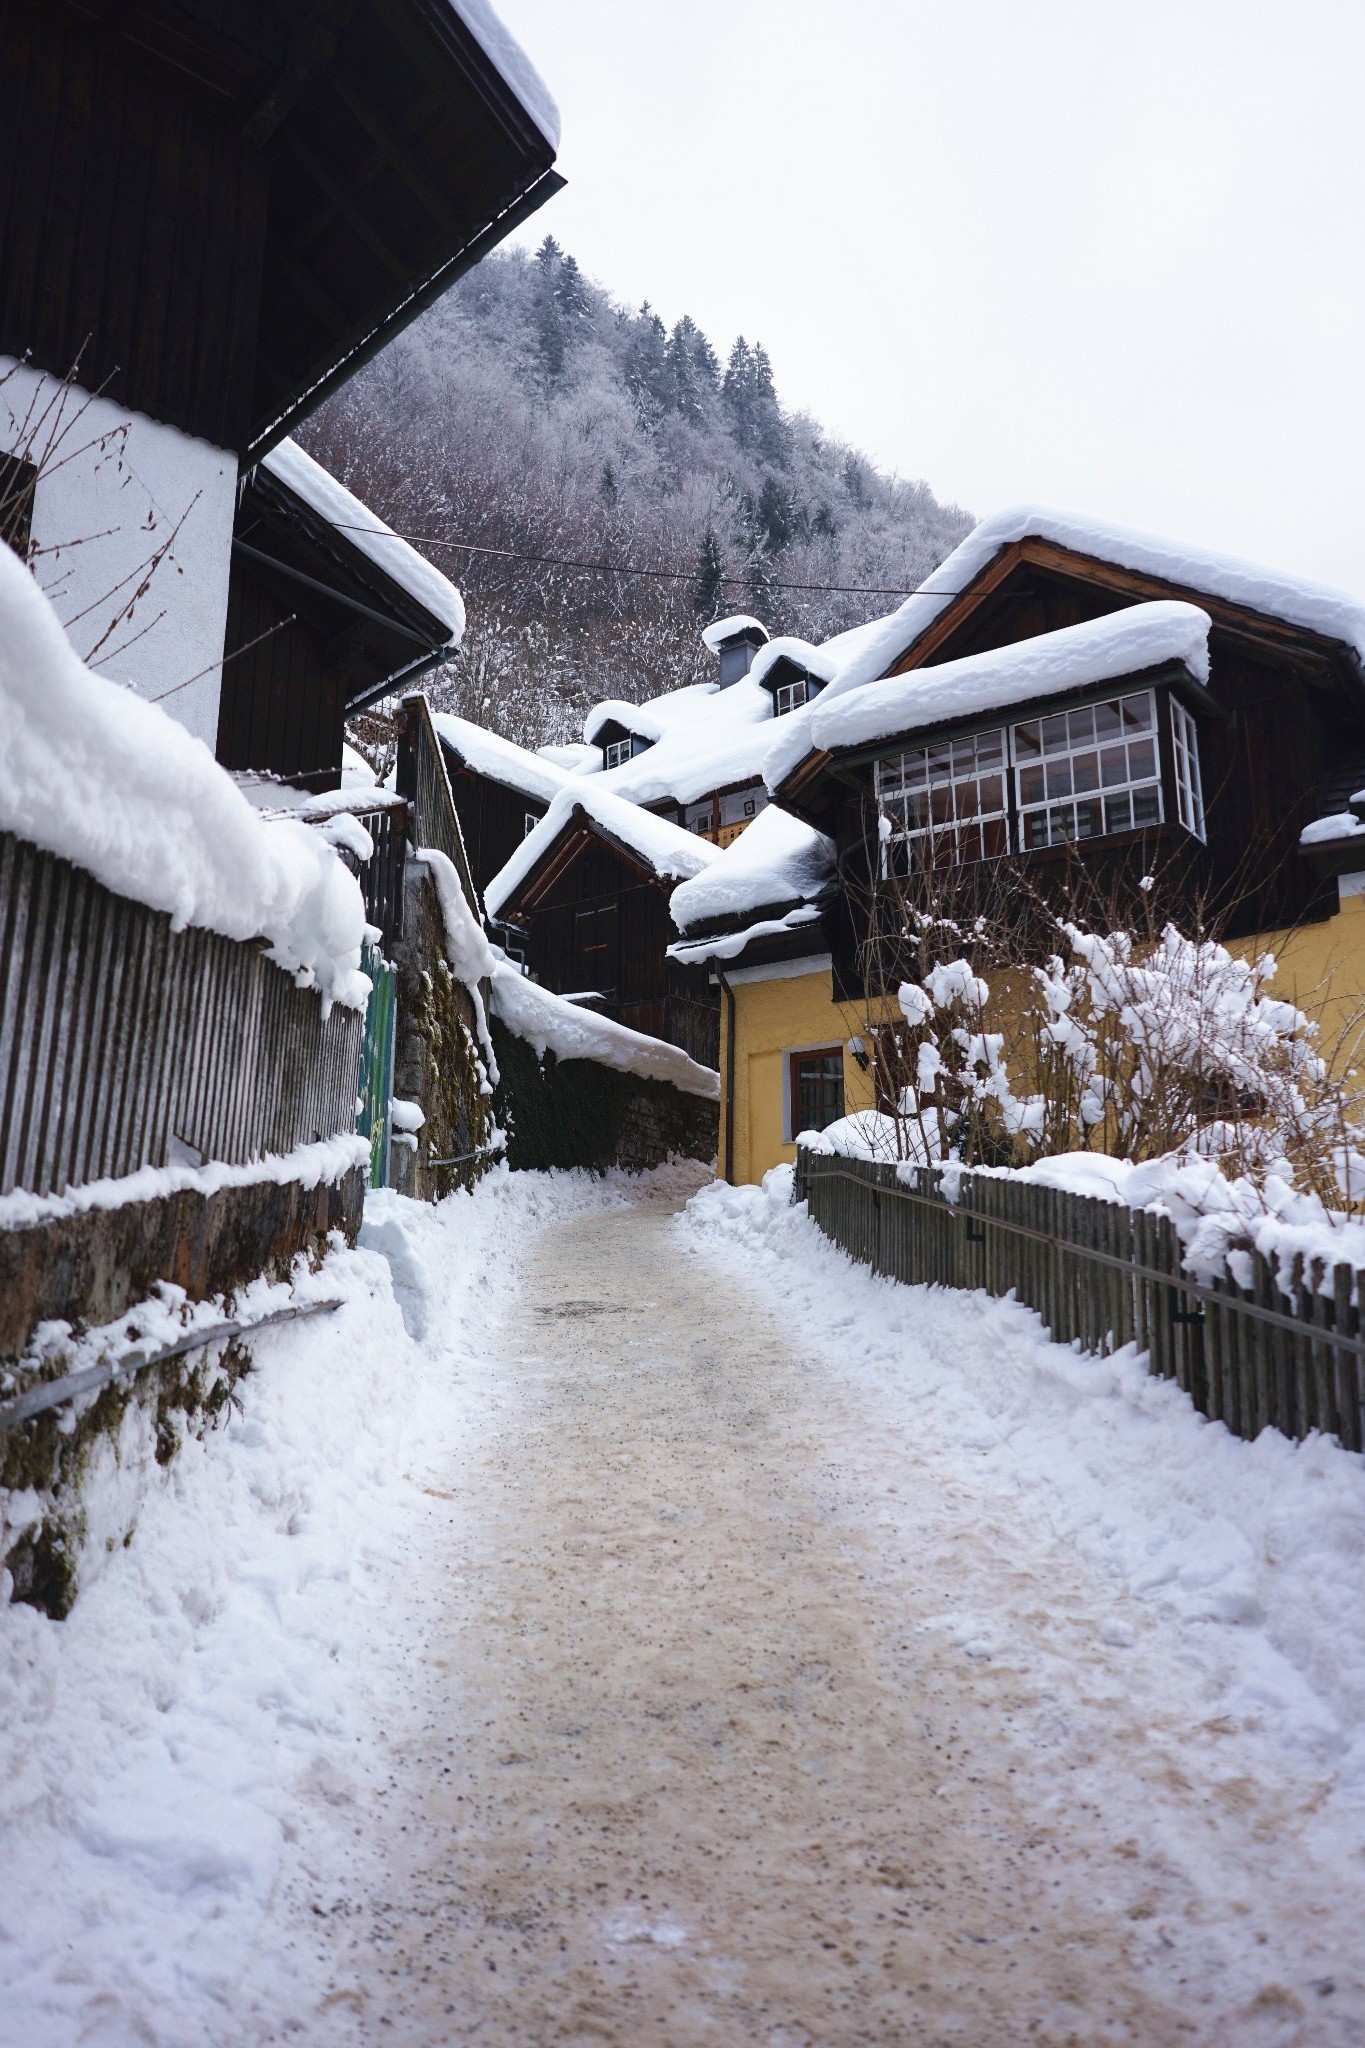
[495,0,1365,594]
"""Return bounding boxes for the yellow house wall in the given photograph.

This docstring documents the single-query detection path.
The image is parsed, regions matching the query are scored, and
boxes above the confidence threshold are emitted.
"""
[1234,890,1365,1081]
[724,966,876,1186]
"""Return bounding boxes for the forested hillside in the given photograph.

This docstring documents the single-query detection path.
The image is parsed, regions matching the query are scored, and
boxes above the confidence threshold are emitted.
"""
[302,239,972,749]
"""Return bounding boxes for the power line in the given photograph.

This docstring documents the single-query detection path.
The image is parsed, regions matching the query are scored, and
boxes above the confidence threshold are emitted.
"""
[326,521,961,600]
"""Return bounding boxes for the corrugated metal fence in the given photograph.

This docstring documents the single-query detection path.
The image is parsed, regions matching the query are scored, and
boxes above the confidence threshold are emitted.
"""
[794,1147,1365,1451]
[1,829,363,1199]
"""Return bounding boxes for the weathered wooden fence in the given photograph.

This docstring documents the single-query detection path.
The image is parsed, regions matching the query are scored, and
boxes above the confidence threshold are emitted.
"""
[795,1147,1365,1451]
[396,692,480,907]
[1,829,363,1199]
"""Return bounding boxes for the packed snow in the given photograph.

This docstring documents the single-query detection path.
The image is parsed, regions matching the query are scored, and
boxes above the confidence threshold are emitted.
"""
[700,613,767,652]
[765,601,1212,790]
[432,711,571,806]
[0,546,369,1009]
[670,803,835,932]
[261,440,465,644]
[0,1134,370,1235]
[484,781,718,919]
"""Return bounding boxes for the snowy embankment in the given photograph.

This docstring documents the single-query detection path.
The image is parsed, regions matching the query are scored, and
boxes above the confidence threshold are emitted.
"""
[0,1168,615,2046]
[683,1172,1365,1804]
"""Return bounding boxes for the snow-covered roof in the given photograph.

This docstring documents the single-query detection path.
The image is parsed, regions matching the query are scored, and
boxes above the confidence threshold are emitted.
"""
[432,711,571,806]
[490,969,719,1099]
[484,779,719,917]
[765,601,1212,792]
[748,636,837,691]
[814,504,1365,707]
[701,614,767,653]
[449,1,561,150]
[537,741,603,774]
[0,544,368,1009]
[670,804,836,935]
[261,439,466,644]
[602,719,774,810]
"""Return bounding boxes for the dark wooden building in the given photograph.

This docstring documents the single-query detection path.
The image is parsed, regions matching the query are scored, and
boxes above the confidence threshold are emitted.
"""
[487,798,720,1067]
[433,714,570,904]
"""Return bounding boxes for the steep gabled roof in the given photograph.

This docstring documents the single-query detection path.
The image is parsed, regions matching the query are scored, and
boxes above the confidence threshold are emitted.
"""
[484,780,718,918]
[433,711,571,806]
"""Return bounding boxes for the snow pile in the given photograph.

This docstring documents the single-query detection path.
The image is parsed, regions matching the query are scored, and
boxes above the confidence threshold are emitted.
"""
[450,0,561,150]
[0,547,369,1009]
[484,782,718,919]
[262,440,465,644]
[583,673,774,750]
[765,602,1211,789]
[0,1133,369,1235]
[537,741,603,774]
[1301,812,1365,846]
[671,804,835,931]
[0,1170,614,2042]
[811,502,1365,706]
[681,1170,1365,1855]
[433,711,571,805]
[700,613,767,652]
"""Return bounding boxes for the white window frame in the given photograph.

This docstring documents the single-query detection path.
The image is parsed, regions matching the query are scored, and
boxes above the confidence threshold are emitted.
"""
[523,811,538,837]
[1170,696,1206,841]
[603,738,633,771]
[774,678,808,718]
[1014,688,1163,851]
[876,726,1011,869]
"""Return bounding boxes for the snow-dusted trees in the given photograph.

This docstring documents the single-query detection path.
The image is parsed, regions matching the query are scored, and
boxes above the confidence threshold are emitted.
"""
[299,242,971,750]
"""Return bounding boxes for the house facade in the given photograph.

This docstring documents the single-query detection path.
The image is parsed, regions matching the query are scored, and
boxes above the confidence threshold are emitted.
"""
[676,508,1365,1184]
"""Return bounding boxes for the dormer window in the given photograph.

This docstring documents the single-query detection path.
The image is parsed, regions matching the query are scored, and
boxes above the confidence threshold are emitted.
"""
[774,678,809,718]
[877,686,1205,871]
[603,738,633,770]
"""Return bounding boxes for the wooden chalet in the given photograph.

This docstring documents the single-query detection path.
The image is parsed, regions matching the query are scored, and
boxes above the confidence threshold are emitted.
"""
[432,713,576,904]
[2,0,561,754]
[676,508,1365,1183]
[485,789,720,1066]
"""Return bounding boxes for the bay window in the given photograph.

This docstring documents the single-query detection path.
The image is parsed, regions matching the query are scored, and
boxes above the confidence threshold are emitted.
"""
[876,687,1205,868]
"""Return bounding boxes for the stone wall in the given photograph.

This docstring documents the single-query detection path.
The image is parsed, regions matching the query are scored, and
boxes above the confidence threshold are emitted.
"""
[387,860,497,1200]
[492,1018,719,1175]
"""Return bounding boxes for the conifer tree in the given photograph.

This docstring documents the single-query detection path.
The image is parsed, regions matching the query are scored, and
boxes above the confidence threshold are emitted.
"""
[692,524,726,617]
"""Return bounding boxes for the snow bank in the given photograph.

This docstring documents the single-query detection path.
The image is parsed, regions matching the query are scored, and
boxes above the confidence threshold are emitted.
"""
[433,711,571,806]
[490,971,719,1099]
[766,601,1211,789]
[670,803,835,932]
[681,1171,1365,1871]
[449,0,561,150]
[484,782,718,919]
[808,503,1365,715]
[0,1170,614,2042]
[0,547,369,1009]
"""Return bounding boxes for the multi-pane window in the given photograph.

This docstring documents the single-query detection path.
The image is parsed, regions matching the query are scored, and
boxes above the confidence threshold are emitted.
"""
[877,688,1205,865]
[876,728,1010,867]
[603,738,632,770]
[774,678,808,717]
[1170,697,1206,840]
[789,1048,844,1137]
[1015,690,1161,849]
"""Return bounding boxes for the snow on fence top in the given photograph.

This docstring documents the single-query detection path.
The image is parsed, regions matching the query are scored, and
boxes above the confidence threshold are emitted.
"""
[701,613,767,652]
[262,440,466,644]
[432,711,572,807]
[0,545,369,1009]
[670,804,836,934]
[765,601,1212,791]
[484,779,719,918]
[450,0,561,150]
[813,503,1365,707]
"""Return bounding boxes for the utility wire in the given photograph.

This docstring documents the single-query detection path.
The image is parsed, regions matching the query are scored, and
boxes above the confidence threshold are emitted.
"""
[325,522,960,601]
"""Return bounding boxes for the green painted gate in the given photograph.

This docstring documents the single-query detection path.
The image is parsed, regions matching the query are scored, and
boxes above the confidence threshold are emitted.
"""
[357,940,396,1188]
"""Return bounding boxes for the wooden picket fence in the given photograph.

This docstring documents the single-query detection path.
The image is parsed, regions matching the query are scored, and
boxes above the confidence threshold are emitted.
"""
[794,1147,1365,1450]
[1,829,363,1200]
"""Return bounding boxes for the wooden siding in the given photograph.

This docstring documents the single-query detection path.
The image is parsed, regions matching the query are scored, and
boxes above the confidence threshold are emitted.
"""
[2,4,269,450]
[216,558,345,790]
[445,762,546,903]
[0,828,361,1199]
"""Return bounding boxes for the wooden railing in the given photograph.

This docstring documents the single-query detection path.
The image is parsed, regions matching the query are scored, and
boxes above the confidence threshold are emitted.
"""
[1,830,363,1200]
[396,693,479,908]
[795,1147,1365,1451]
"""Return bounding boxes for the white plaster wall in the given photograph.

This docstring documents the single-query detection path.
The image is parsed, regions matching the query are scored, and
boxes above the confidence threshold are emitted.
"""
[0,357,237,747]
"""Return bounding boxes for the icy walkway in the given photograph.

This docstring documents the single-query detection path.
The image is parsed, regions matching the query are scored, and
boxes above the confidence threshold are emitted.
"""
[4,1165,1365,2044]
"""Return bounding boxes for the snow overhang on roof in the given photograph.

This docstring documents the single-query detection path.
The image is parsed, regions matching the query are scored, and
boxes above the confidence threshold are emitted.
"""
[701,615,768,654]
[765,601,1214,798]
[670,805,836,939]
[432,712,571,806]
[813,504,1365,707]
[748,637,836,694]
[485,781,719,919]
[583,685,721,749]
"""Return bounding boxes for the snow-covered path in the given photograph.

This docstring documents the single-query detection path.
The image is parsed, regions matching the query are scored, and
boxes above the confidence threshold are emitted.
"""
[5,1164,1365,2044]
